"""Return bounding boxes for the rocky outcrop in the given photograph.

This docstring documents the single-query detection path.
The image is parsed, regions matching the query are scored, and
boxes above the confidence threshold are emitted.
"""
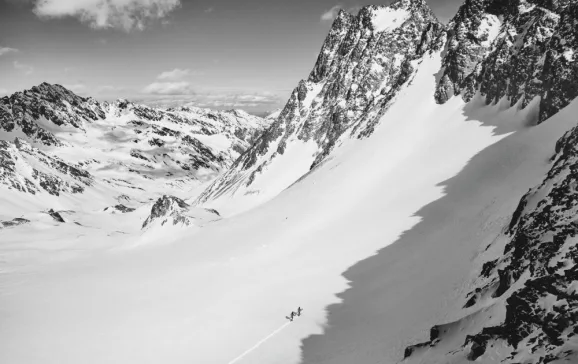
[0,217,30,229]
[142,195,191,228]
[142,195,220,229]
[404,121,578,364]
[463,124,578,362]
[103,204,136,214]
[436,0,578,123]
[47,208,66,223]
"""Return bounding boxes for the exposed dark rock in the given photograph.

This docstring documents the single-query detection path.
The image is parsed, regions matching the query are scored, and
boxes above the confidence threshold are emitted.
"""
[404,123,578,363]
[142,195,191,228]
[0,217,30,229]
[436,0,578,124]
[204,208,220,216]
[103,204,136,213]
[0,82,105,146]
[47,208,65,223]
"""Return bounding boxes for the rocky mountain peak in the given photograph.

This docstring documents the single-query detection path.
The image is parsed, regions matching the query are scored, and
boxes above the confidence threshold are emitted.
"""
[142,195,191,229]
[34,82,68,92]
[194,0,444,211]
[26,82,91,107]
[114,98,133,109]
[228,109,256,120]
[1,83,109,146]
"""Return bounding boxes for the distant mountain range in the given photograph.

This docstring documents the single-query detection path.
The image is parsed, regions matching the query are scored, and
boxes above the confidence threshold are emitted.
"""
[0,82,272,229]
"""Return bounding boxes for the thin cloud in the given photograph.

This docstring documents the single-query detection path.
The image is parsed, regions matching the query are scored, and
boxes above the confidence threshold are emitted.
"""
[63,83,87,94]
[142,81,195,95]
[156,68,203,81]
[141,91,283,110]
[13,60,34,75]
[32,0,182,32]
[320,4,361,22]
[204,7,214,13]
[95,85,127,94]
[0,47,19,56]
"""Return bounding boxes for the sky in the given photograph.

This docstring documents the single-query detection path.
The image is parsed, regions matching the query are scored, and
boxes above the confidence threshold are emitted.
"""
[0,0,463,114]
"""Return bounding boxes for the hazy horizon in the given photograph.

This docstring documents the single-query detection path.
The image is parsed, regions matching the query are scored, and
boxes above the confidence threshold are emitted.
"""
[0,0,463,113]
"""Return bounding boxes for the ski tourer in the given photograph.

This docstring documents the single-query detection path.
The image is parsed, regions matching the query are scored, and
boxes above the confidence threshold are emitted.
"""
[286,307,303,321]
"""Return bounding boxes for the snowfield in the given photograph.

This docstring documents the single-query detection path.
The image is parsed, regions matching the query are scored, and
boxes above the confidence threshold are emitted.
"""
[3,48,574,364]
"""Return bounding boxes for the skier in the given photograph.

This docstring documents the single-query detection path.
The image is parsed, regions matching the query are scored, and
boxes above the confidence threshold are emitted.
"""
[286,307,303,321]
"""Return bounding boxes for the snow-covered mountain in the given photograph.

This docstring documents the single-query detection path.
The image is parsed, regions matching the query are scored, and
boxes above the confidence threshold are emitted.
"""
[196,0,578,216]
[398,2,578,363]
[191,0,578,362]
[194,0,446,214]
[0,82,271,228]
[2,0,578,363]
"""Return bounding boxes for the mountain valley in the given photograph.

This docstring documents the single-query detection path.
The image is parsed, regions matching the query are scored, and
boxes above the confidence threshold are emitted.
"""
[2,0,578,363]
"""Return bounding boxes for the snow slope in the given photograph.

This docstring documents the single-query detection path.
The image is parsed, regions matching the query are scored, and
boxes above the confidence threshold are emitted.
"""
[300,99,578,364]
[2,50,564,364]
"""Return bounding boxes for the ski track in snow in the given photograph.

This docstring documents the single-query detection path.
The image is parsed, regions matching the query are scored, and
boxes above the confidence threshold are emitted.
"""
[227,322,291,364]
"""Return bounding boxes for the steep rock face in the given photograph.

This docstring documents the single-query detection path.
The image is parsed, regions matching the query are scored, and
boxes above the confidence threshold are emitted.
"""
[436,0,578,123]
[464,124,578,362]
[195,0,444,209]
[404,122,578,363]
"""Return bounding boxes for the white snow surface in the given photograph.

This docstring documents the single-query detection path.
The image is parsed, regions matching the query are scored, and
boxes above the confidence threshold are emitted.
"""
[1,51,577,364]
[371,7,410,32]
[477,14,502,47]
[201,138,320,217]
